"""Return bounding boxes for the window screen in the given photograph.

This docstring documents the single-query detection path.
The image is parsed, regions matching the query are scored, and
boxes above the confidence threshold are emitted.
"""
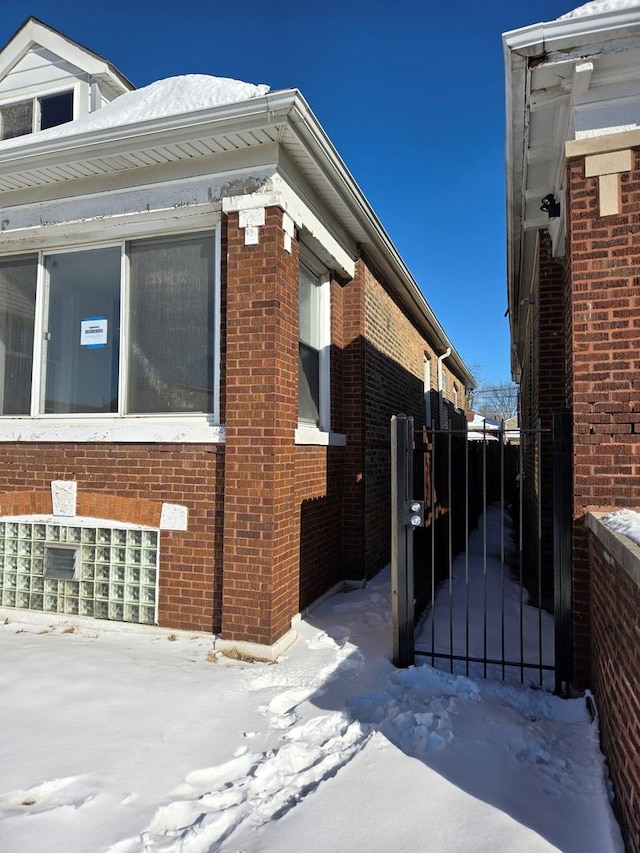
[0,101,32,140]
[0,255,37,415]
[127,234,215,414]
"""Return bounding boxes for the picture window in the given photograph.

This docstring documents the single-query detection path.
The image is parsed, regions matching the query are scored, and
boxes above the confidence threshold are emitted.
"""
[0,231,217,418]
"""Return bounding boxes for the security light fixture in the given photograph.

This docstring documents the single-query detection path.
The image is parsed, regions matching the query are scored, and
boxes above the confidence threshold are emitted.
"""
[540,193,561,219]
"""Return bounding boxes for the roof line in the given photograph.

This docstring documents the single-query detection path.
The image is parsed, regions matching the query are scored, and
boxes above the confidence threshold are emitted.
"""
[0,16,135,91]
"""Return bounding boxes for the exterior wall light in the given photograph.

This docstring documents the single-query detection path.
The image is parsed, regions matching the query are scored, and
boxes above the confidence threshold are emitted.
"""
[540,193,561,219]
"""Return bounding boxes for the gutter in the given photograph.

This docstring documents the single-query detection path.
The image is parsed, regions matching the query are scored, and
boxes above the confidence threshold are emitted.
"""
[437,348,451,424]
[0,90,298,171]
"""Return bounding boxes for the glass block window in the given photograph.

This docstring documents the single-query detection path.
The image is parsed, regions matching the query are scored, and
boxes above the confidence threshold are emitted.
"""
[0,520,158,624]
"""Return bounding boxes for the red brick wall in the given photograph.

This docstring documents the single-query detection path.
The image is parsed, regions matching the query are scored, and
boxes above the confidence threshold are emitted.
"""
[588,529,640,853]
[340,259,367,576]
[362,254,468,575]
[0,442,223,631]
[565,149,640,684]
[295,445,345,606]
[0,208,469,647]
[221,207,300,644]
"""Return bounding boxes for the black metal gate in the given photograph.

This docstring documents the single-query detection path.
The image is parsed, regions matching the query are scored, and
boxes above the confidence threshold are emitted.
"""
[391,413,573,694]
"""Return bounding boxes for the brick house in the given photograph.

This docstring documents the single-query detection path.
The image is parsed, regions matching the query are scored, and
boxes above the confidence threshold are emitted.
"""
[504,1,640,847]
[0,18,472,653]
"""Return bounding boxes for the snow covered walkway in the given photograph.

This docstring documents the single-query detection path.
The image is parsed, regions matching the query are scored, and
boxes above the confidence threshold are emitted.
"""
[0,564,623,852]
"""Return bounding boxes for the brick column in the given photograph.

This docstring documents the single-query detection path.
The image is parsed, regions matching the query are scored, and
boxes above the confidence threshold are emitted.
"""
[565,147,640,684]
[222,207,300,644]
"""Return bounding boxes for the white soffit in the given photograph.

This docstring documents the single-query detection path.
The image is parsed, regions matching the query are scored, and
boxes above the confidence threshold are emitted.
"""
[504,3,640,375]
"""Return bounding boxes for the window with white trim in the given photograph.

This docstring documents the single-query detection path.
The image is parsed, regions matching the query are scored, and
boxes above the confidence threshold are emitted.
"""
[298,254,330,429]
[0,90,74,140]
[0,232,217,417]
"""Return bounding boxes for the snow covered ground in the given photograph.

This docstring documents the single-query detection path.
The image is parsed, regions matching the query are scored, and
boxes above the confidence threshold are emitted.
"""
[0,554,624,851]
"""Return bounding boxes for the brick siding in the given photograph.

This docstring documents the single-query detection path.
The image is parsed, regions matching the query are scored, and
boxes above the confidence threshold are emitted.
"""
[0,442,223,631]
[588,529,640,853]
[565,148,640,684]
[362,254,468,576]
[0,208,469,648]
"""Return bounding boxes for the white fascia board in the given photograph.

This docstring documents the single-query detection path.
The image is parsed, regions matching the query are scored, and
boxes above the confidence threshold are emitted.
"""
[504,10,640,57]
[0,90,297,176]
[503,40,528,378]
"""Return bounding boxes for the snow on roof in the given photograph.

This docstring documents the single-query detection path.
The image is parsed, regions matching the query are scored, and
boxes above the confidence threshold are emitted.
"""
[560,0,640,19]
[602,508,640,547]
[467,412,501,431]
[467,430,499,441]
[0,74,271,151]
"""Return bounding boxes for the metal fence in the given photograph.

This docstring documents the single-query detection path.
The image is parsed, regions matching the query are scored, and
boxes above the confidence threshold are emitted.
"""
[391,413,573,693]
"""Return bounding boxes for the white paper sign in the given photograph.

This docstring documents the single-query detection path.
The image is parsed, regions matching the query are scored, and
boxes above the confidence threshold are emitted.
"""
[81,317,108,348]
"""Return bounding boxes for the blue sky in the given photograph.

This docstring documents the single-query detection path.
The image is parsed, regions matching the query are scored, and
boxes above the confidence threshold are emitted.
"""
[2,0,578,385]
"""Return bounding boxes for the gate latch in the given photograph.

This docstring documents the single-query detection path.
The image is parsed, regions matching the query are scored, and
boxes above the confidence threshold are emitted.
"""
[404,500,424,528]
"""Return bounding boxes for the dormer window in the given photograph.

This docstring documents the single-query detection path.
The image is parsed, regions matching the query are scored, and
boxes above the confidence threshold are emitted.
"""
[40,91,74,130]
[0,90,74,141]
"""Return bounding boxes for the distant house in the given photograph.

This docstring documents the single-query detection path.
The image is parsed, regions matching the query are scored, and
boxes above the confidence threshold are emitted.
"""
[466,412,500,441]
[504,1,640,847]
[0,18,472,652]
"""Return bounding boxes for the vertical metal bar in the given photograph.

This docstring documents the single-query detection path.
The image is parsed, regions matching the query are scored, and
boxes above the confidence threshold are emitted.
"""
[405,416,415,668]
[465,427,470,678]
[430,428,436,668]
[500,420,506,681]
[482,422,488,679]
[519,427,525,683]
[448,426,453,673]
[537,422,543,687]
[553,410,573,695]
[391,414,414,667]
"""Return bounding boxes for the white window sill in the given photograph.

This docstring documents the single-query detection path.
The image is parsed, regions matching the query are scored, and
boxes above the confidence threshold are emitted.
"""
[0,418,225,444]
[295,426,346,446]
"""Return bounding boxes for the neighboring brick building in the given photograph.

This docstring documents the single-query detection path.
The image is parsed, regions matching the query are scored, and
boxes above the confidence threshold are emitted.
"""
[504,2,640,848]
[0,19,472,652]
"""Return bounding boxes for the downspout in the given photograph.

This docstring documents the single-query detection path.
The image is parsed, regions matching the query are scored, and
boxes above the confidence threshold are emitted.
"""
[437,347,451,426]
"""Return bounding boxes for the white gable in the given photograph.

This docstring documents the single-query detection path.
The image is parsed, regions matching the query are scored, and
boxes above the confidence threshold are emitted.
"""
[0,46,87,100]
[0,18,132,107]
